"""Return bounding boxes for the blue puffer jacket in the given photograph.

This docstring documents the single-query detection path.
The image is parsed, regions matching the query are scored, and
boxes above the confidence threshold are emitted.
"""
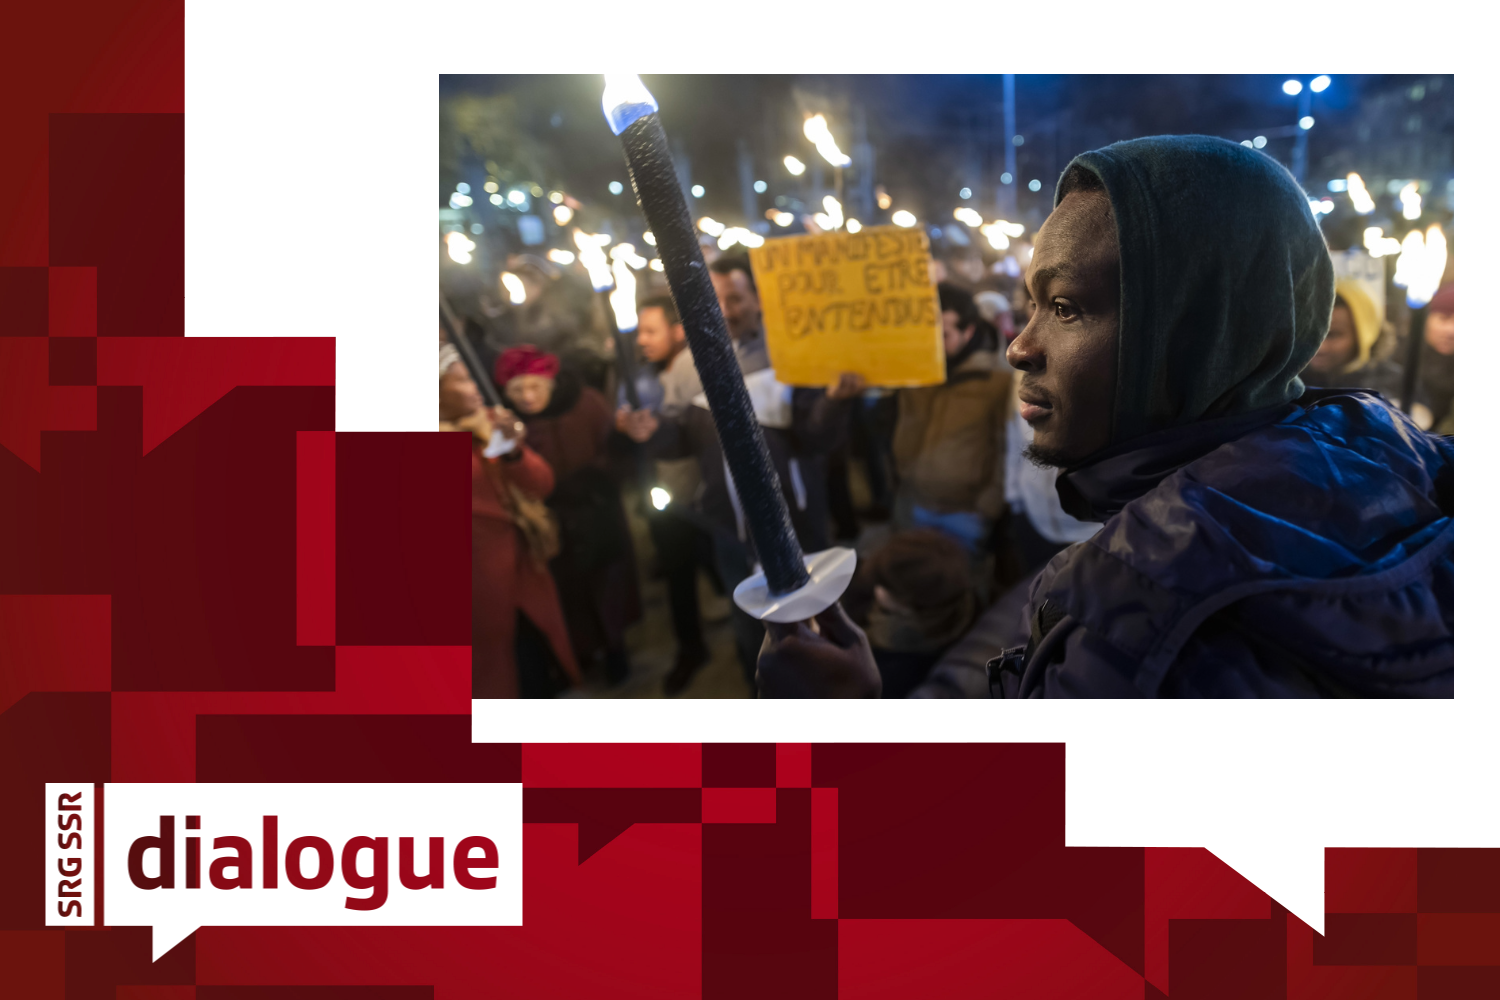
[995,391,1453,698]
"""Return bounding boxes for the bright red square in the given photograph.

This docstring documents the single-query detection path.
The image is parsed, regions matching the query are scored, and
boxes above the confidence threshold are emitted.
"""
[702,786,777,824]
[777,742,812,787]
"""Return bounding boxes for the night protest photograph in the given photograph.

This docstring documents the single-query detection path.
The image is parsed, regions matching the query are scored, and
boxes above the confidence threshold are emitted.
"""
[438,73,1455,700]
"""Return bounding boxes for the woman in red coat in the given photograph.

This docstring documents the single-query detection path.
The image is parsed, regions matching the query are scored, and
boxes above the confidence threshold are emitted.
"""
[498,345,643,685]
[440,345,580,698]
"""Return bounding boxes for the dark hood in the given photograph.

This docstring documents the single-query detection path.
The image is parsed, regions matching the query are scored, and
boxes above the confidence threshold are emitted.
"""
[1058,135,1336,446]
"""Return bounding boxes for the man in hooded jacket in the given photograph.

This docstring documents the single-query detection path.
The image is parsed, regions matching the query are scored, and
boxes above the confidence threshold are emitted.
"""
[756,135,1453,699]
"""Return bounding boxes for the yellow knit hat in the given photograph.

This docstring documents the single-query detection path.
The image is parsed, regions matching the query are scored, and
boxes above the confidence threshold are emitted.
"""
[1334,280,1380,372]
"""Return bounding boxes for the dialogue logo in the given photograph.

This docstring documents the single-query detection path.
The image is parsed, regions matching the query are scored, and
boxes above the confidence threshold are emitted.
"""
[100,783,521,960]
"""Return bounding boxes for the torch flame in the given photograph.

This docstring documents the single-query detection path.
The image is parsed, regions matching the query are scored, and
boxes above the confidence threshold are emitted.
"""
[601,74,659,136]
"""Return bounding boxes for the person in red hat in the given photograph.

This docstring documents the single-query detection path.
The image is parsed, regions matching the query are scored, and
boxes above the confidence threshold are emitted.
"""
[497,345,642,686]
[441,343,580,698]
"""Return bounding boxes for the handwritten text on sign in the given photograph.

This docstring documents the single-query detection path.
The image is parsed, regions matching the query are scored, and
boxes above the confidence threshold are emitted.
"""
[749,227,945,387]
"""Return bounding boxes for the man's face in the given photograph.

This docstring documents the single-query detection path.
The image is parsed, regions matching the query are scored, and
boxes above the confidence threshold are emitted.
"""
[1425,310,1454,356]
[439,367,482,422]
[636,306,685,364]
[710,269,761,341]
[1309,305,1358,374]
[1005,189,1121,468]
[941,310,976,357]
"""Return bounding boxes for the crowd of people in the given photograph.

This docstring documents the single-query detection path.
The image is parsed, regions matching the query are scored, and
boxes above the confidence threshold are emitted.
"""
[444,135,1455,700]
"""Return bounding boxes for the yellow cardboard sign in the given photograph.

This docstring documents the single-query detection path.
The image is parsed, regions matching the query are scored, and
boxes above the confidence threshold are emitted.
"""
[748,227,945,388]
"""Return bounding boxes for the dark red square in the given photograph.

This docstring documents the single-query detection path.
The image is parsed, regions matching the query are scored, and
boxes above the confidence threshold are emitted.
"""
[1418,849,1500,912]
[48,337,96,385]
[703,743,776,787]
[1313,913,1418,966]
[0,267,48,336]
[1417,966,1500,1000]
[1168,916,1285,1000]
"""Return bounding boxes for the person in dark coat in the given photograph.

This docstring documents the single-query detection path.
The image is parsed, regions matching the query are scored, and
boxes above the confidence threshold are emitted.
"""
[756,135,1453,699]
[498,344,642,685]
[1300,280,1405,402]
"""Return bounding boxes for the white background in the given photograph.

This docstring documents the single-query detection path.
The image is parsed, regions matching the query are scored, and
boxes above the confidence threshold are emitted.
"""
[104,783,521,960]
[185,0,1490,936]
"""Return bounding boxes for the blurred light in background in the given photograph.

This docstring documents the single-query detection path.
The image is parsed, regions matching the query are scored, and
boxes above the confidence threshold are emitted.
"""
[1012,134,1025,146]
[698,217,725,236]
[998,220,1025,237]
[1393,224,1448,306]
[718,227,765,249]
[803,114,853,167]
[1000,172,1013,184]
[547,249,575,265]
[954,207,983,227]
[691,184,706,198]
[610,258,638,331]
[875,187,892,210]
[846,219,862,233]
[609,181,624,195]
[1363,226,1402,257]
[1240,140,1253,148]
[611,242,649,269]
[456,182,470,194]
[650,487,671,510]
[1327,178,1348,192]
[980,223,1010,250]
[784,155,806,176]
[1399,182,1422,220]
[959,187,972,200]
[649,259,664,271]
[1308,198,1335,216]
[548,190,564,204]
[643,231,656,245]
[449,192,473,208]
[573,229,614,290]
[1299,116,1315,130]
[500,271,526,303]
[489,193,503,206]
[823,195,844,229]
[1310,75,1331,93]
[1253,136,1267,148]
[891,210,916,228]
[773,211,795,227]
[1283,79,1303,95]
[445,231,475,265]
[1347,173,1376,214]
[754,180,767,193]
[813,213,833,230]
[553,205,573,225]
[484,181,499,194]
[1028,179,1042,192]
[507,189,526,205]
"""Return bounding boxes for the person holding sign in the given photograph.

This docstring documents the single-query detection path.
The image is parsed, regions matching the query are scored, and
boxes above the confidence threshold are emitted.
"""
[891,283,1012,559]
[758,135,1453,699]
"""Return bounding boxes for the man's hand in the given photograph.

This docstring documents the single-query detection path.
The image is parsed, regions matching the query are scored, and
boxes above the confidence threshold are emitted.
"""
[756,602,881,698]
[491,406,526,445]
[826,371,868,401]
[615,406,660,443]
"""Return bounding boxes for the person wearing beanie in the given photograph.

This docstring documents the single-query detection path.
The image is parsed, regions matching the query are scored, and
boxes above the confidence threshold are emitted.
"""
[1300,280,1405,403]
[758,135,1453,699]
[441,345,580,698]
[841,529,979,698]
[497,344,642,687]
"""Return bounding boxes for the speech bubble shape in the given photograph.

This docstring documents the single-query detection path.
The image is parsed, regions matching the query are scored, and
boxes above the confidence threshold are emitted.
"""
[103,783,521,960]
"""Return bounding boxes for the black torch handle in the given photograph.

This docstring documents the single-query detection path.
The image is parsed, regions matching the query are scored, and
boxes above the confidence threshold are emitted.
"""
[620,113,810,595]
[601,290,642,410]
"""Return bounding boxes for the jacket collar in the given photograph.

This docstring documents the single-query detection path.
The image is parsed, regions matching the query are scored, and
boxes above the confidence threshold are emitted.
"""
[1055,402,1297,522]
